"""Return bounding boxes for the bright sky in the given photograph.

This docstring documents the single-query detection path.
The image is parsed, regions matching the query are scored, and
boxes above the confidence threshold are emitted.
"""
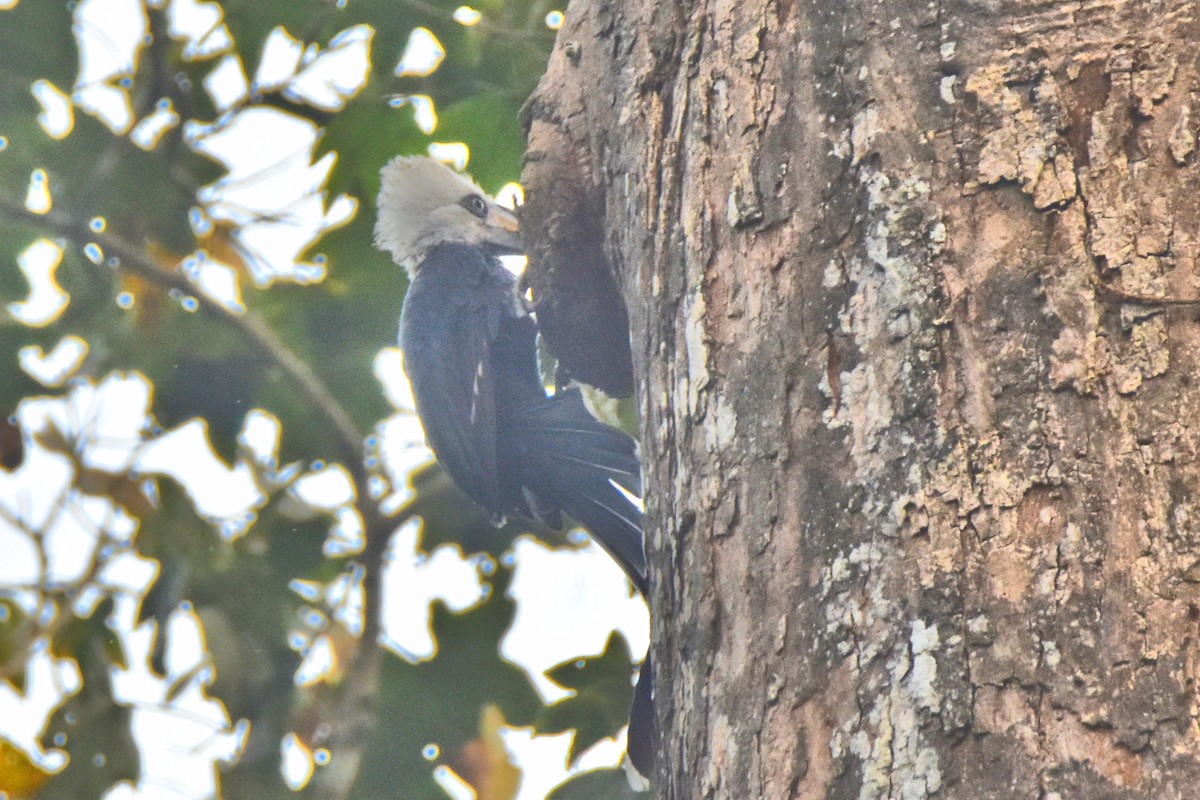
[0,1,645,798]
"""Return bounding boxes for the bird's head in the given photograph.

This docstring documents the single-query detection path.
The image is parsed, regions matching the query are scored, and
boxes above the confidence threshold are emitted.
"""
[375,156,521,274]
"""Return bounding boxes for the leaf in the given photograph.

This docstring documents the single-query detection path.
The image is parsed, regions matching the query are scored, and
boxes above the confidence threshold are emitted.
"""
[219,0,338,71]
[404,463,527,554]
[192,605,279,713]
[76,468,157,518]
[151,357,268,461]
[545,766,650,800]
[0,736,56,799]
[456,705,522,800]
[31,419,72,458]
[540,633,637,765]
[0,332,47,417]
[40,616,140,800]
[0,0,75,87]
[433,94,526,192]
[0,415,23,470]
[0,599,32,688]
[320,85,429,199]
[351,569,542,800]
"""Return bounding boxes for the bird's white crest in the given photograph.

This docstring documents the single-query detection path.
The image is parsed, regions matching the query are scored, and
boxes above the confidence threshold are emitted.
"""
[375,156,519,274]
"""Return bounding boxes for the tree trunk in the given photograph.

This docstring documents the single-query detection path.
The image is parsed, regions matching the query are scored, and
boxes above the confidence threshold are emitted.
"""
[524,0,1200,797]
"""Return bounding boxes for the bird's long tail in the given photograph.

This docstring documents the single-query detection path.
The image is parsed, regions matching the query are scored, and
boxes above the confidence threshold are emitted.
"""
[516,387,647,593]
[516,387,655,779]
[625,653,656,782]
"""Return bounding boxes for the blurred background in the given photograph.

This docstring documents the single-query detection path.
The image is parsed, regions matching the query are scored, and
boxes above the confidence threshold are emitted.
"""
[0,1,648,798]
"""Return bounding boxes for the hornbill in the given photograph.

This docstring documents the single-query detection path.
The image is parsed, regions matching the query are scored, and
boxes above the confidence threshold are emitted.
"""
[374,156,654,779]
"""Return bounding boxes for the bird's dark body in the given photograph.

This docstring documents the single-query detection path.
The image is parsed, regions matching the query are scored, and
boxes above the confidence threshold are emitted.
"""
[380,158,655,781]
[399,242,647,591]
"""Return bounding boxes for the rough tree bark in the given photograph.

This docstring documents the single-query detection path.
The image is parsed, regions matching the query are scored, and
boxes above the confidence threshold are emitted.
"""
[524,0,1200,797]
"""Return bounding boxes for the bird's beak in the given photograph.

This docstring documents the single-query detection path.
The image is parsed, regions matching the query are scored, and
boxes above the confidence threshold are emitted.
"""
[487,205,520,234]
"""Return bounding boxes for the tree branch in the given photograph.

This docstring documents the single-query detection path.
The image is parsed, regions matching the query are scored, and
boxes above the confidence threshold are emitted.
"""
[1,196,395,793]
[2,198,365,461]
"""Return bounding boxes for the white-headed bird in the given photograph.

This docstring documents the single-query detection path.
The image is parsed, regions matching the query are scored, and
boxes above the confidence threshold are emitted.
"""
[375,156,653,779]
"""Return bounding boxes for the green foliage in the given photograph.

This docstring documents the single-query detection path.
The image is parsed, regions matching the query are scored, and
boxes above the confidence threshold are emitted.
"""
[356,570,543,800]
[540,634,637,764]
[41,601,140,800]
[0,599,32,691]
[547,768,648,800]
[0,1,643,798]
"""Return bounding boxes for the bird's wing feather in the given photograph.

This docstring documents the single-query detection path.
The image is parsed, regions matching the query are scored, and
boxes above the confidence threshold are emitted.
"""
[514,388,647,591]
[401,247,645,588]
[400,245,524,512]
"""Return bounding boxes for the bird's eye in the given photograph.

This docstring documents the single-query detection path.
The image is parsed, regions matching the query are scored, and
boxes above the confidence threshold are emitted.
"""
[462,194,489,218]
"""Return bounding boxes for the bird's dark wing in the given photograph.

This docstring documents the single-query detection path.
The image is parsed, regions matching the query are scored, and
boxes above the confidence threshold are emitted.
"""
[400,244,535,513]
[401,246,645,589]
[514,388,647,592]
